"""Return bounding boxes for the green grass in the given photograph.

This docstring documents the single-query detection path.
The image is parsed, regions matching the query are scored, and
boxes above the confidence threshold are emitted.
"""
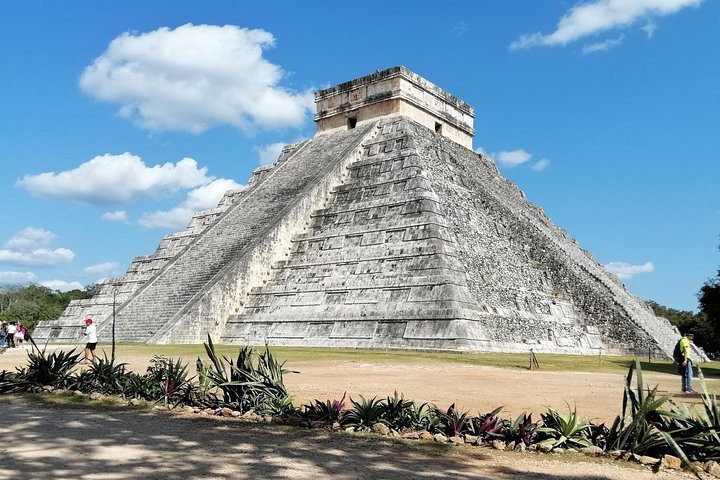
[95,344,720,377]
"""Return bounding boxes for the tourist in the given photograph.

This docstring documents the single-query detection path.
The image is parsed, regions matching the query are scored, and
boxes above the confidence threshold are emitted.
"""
[81,318,98,364]
[14,322,26,347]
[0,323,6,347]
[680,332,695,393]
[6,322,17,347]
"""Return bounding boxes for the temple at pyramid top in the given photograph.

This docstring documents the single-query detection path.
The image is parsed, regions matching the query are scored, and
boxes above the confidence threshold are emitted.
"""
[314,66,475,149]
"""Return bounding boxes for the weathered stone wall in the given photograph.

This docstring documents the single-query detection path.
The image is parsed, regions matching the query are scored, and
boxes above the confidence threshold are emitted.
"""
[36,115,682,359]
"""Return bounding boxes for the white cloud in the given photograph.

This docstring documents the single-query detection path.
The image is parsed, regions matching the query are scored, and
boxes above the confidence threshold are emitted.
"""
[583,35,625,54]
[510,0,701,50]
[101,210,128,222]
[39,279,84,292]
[532,159,551,171]
[139,178,242,229]
[256,142,286,165]
[79,24,314,133]
[605,261,655,279]
[17,153,210,205]
[83,262,120,276]
[0,271,38,283]
[642,20,658,38]
[0,228,75,267]
[496,149,533,167]
[4,227,56,251]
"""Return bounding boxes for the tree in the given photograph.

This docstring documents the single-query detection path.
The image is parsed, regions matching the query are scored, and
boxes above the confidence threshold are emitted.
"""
[0,283,94,333]
[699,273,720,334]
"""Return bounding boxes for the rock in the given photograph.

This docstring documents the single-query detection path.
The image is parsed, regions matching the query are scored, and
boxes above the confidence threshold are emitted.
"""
[606,450,624,459]
[285,416,302,426]
[553,448,566,454]
[635,455,660,466]
[581,446,603,456]
[331,421,341,430]
[89,392,105,401]
[344,426,355,433]
[42,385,55,392]
[419,431,434,441]
[506,441,515,451]
[309,420,325,428]
[401,431,421,440]
[705,460,720,476]
[371,423,391,435]
[230,410,242,418]
[491,440,506,451]
[240,410,255,419]
[53,389,69,395]
[449,436,465,445]
[201,408,214,416]
[73,390,86,397]
[527,444,538,452]
[220,407,234,417]
[565,448,580,454]
[153,405,166,411]
[514,442,526,452]
[129,398,142,406]
[433,433,448,443]
[262,416,273,423]
[661,454,682,470]
[464,434,479,445]
[538,443,553,453]
[390,430,401,438]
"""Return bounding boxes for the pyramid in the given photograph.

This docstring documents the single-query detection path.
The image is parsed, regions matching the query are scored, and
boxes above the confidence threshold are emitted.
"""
[34,66,682,358]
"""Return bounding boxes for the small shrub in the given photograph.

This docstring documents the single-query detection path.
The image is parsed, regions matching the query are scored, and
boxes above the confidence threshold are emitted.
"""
[303,392,347,422]
[434,403,471,437]
[343,395,386,430]
[536,405,593,449]
[380,391,416,431]
[469,407,505,441]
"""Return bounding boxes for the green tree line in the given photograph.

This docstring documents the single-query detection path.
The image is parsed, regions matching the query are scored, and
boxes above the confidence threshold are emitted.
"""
[0,284,95,333]
[649,241,720,355]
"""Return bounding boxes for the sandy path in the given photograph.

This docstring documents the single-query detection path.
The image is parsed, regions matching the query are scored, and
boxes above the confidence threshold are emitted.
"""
[1,346,715,424]
[0,397,697,480]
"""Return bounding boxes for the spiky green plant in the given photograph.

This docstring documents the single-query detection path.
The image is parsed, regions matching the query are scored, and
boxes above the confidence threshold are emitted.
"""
[23,346,82,387]
[72,354,129,395]
[343,395,386,430]
[199,335,296,412]
[536,405,593,449]
[503,412,536,446]
[380,391,416,430]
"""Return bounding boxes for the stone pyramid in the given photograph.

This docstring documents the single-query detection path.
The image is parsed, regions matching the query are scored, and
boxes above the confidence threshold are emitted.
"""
[34,66,681,357]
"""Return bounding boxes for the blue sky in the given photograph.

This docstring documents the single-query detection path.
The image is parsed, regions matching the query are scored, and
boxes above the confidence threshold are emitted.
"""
[0,0,717,312]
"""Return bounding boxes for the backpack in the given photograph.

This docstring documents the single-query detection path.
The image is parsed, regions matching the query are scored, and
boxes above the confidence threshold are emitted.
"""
[673,340,684,364]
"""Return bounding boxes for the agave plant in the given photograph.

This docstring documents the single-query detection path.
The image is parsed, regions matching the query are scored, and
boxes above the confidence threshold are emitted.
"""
[303,392,347,422]
[606,359,671,454]
[72,354,129,395]
[199,335,297,412]
[23,344,82,388]
[343,395,386,430]
[536,405,593,449]
[380,391,417,431]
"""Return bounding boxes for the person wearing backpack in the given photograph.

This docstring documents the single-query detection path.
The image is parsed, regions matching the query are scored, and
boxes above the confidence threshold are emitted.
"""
[678,333,695,393]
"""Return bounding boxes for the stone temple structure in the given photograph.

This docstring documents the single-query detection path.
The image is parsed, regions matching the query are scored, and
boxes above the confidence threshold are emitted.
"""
[34,66,683,357]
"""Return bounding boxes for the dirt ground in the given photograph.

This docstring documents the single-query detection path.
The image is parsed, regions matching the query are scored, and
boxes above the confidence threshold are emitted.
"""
[0,345,714,424]
[0,397,700,480]
[0,345,714,479]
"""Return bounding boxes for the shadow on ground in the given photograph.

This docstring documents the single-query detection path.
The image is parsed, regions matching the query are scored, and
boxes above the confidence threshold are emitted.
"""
[0,396,675,480]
